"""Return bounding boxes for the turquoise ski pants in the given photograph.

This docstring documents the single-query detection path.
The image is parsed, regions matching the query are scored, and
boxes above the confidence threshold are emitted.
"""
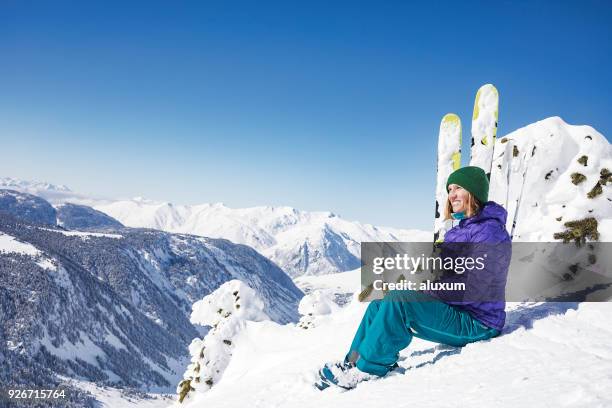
[346,290,500,376]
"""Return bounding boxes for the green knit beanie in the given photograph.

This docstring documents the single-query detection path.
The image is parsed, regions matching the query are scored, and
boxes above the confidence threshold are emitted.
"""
[446,166,489,204]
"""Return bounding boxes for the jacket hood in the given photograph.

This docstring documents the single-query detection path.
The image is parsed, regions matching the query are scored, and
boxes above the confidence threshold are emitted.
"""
[464,201,507,226]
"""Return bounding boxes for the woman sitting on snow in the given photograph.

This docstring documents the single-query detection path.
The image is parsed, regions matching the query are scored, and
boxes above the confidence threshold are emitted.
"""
[317,166,512,390]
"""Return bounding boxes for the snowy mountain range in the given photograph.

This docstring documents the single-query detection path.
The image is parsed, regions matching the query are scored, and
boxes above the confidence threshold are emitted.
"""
[0,190,303,402]
[0,178,430,278]
[92,201,430,277]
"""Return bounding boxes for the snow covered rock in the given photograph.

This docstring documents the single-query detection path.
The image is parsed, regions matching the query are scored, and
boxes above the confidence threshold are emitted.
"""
[489,117,612,241]
[190,280,270,327]
[177,280,269,403]
[297,289,339,329]
[298,290,339,317]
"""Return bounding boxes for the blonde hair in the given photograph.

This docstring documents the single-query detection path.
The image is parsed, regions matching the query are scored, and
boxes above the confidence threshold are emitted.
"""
[444,190,481,221]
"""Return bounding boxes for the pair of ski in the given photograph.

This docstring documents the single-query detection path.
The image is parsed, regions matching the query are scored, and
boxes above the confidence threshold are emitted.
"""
[434,83,534,243]
[433,83,500,243]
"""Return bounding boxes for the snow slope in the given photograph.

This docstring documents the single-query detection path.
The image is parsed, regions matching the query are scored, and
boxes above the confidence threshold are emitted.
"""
[0,231,44,257]
[0,231,56,270]
[178,270,612,408]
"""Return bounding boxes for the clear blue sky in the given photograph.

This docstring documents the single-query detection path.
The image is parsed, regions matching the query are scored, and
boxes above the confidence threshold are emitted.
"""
[1,1,610,230]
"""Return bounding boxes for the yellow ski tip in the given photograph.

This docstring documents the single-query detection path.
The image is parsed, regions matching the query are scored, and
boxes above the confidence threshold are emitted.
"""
[472,84,499,121]
[441,113,461,126]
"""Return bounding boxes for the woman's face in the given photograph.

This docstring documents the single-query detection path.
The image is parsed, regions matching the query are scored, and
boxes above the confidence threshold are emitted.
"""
[448,184,470,213]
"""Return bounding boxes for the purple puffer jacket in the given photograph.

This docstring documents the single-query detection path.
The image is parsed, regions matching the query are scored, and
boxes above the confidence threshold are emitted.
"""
[428,201,511,331]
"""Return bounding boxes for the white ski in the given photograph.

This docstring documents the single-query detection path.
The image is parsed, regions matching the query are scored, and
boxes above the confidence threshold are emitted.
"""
[434,113,462,243]
[469,84,499,180]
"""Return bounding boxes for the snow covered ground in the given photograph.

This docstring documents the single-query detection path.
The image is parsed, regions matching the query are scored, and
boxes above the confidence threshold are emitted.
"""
[37,227,124,240]
[0,231,56,270]
[0,231,43,256]
[178,270,612,408]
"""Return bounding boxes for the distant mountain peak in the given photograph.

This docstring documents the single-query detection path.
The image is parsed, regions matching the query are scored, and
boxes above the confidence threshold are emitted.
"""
[0,177,73,192]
